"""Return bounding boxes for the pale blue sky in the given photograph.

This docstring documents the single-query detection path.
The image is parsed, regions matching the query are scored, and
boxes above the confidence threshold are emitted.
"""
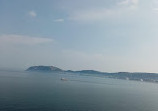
[1,0,158,72]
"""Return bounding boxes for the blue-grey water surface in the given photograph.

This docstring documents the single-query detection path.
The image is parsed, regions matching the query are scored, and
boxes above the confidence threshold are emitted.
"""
[0,70,158,111]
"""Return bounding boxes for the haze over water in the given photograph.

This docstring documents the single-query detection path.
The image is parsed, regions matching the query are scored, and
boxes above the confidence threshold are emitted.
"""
[0,70,158,111]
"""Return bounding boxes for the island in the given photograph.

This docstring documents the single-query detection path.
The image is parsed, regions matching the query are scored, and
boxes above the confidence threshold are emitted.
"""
[26,66,63,72]
[26,65,158,83]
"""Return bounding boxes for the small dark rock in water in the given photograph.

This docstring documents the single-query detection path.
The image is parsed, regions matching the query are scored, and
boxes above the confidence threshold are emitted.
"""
[61,78,68,81]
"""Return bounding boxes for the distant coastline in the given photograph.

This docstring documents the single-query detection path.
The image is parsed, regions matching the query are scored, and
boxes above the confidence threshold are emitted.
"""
[26,65,158,83]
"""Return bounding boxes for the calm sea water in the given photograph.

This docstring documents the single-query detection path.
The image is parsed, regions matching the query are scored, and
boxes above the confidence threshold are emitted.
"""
[0,70,158,111]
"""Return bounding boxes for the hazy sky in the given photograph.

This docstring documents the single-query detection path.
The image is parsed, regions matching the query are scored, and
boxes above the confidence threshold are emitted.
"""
[1,0,158,72]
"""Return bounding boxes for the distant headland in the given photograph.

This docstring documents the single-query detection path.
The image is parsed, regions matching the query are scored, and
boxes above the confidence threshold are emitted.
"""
[26,66,63,72]
[26,65,158,83]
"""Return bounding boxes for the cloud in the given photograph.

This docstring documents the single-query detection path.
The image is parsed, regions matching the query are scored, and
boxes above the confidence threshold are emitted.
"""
[0,34,53,46]
[28,10,37,17]
[68,0,139,22]
[118,0,138,5]
[69,8,116,22]
[153,8,158,13]
[118,0,130,5]
[118,0,139,9]
[54,18,64,22]
[0,34,55,70]
[152,0,158,14]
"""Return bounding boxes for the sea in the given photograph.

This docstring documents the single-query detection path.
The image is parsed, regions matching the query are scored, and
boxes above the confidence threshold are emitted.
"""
[0,70,158,111]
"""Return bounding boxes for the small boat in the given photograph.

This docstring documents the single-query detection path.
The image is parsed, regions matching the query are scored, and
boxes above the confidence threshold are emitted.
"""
[61,78,67,81]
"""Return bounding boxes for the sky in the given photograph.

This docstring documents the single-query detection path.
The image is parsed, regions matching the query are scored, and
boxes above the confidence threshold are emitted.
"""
[1,0,158,72]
